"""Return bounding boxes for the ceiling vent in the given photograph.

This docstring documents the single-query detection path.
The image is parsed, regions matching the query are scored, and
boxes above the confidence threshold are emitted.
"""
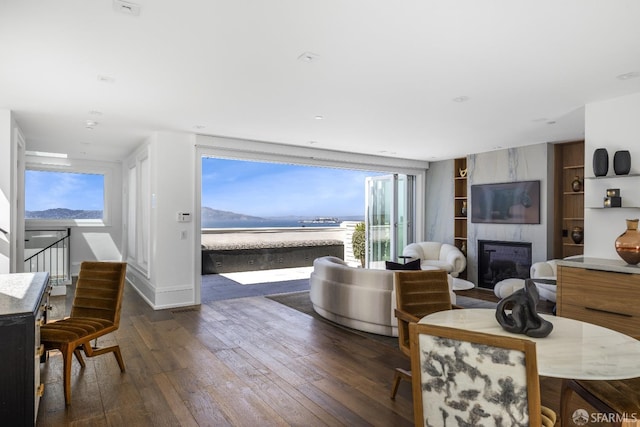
[113,0,141,16]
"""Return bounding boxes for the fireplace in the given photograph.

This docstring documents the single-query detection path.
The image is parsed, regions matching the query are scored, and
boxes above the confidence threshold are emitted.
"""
[477,240,532,289]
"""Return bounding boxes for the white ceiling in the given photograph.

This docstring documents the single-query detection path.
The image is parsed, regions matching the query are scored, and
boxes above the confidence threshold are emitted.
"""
[2,0,640,162]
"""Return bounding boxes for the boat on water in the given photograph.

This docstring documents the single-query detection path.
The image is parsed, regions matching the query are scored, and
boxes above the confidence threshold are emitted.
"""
[298,217,340,224]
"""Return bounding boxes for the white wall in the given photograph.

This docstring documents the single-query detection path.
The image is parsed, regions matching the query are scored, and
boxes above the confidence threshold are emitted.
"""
[584,92,640,259]
[125,132,197,309]
[0,110,27,273]
[0,110,13,273]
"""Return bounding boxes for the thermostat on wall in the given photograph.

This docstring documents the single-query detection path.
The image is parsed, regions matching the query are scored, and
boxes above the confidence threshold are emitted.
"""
[177,212,191,222]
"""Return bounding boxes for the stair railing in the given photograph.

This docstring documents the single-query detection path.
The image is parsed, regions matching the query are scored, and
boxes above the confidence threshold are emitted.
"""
[24,228,71,286]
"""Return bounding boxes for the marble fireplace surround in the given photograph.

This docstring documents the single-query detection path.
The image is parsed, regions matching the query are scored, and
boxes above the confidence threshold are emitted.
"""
[426,143,552,287]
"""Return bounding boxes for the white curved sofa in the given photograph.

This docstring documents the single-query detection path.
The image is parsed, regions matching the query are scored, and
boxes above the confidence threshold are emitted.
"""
[402,242,467,277]
[309,256,456,337]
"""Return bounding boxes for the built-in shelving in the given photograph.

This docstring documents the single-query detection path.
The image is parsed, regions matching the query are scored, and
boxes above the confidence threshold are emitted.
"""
[584,173,640,209]
[454,157,468,279]
[554,141,585,259]
[587,206,640,209]
[584,173,640,179]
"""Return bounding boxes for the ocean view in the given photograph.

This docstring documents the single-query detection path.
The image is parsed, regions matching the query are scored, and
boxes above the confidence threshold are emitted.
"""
[201,218,362,229]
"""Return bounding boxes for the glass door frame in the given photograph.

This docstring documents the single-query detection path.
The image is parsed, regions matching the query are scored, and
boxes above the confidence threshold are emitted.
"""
[365,173,416,268]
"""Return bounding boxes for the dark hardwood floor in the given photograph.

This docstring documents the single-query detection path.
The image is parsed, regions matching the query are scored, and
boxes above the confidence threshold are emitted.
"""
[37,282,598,426]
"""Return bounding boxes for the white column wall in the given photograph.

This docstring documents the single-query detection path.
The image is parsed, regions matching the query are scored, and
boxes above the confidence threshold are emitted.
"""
[0,110,14,273]
[126,131,197,309]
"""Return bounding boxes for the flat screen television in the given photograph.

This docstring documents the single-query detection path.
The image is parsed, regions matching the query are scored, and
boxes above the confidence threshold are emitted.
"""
[471,180,540,224]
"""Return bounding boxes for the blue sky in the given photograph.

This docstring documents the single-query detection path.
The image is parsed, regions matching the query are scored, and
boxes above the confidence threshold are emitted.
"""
[24,161,381,218]
[25,170,104,211]
[202,158,382,218]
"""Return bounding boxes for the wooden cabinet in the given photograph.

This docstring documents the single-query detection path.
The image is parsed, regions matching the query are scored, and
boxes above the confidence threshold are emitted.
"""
[0,272,50,426]
[553,141,584,258]
[557,265,640,339]
[453,157,468,275]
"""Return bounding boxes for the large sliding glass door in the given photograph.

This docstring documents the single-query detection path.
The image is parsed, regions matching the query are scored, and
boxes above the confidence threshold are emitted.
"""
[365,174,414,268]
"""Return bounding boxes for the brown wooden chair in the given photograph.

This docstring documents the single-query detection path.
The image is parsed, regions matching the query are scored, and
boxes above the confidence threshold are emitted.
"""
[390,269,454,399]
[409,322,557,427]
[41,261,127,405]
[561,378,640,427]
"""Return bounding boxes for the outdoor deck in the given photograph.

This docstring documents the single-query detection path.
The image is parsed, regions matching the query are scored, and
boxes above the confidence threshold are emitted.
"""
[201,226,354,274]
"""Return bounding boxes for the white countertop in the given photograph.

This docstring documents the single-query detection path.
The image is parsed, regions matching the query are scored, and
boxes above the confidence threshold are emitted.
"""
[557,256,640,274]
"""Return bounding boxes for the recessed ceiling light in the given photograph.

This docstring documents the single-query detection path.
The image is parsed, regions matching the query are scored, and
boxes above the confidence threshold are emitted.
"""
[297,52,319,63]
[616,71,640,80]
[97,75,116,83]
[85,120,98,129]
[314,115,324,120]
[113,0,141,16]
[453,96,470,103]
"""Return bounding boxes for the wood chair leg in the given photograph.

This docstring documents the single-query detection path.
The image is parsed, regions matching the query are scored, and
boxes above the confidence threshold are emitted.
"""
[73,348,86,368]
[82,343,126,372]
[560,379,574,426]
[112,346,126,372]
[390,368,411,399]
[62,343,75,406]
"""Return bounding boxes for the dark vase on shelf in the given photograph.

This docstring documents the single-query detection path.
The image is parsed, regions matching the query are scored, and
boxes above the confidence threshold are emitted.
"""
[615,219,640,265]
[593,148,609,177]
[614,150,631,175]
[571,226,584,244]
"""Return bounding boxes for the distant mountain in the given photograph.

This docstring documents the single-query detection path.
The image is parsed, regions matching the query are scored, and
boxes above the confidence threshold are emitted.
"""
[25,208,103,219]
[201,207,265,222]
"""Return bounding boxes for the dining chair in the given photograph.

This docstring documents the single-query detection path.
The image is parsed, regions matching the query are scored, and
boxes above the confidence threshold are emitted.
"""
[390,269,453,399]
[561,378,640,427]
[409,322,557,427]
[41,261,127,405]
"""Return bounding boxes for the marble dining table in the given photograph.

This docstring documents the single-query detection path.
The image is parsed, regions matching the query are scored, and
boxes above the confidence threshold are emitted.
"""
[419,308,640,380]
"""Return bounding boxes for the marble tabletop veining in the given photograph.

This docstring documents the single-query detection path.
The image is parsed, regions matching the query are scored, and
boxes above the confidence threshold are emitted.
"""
[420,308,640,380]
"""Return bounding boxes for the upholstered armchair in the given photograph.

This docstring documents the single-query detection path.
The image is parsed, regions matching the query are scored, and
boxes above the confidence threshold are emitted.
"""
[530,259,558,302]
[402,241,466,277]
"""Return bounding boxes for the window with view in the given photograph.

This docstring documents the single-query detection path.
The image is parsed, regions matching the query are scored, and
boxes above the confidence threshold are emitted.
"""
[25,170,105,220]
